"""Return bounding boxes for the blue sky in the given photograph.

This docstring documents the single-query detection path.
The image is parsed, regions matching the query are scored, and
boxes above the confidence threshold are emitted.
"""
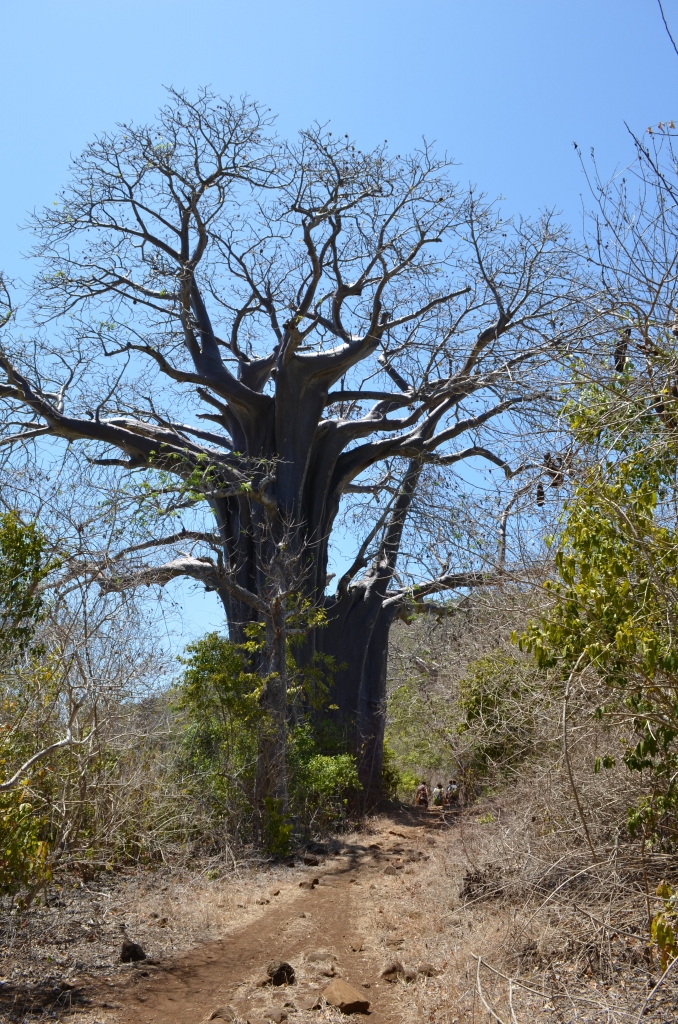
[2,0,677,641]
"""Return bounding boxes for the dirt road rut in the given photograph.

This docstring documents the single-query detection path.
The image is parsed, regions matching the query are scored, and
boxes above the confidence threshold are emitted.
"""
[89,816,448,1024]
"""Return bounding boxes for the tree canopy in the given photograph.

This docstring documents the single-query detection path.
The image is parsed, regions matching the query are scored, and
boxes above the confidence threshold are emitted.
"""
[0,89,584,798]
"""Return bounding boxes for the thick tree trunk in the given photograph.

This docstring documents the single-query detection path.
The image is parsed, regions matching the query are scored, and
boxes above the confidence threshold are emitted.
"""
[318,589,397,800]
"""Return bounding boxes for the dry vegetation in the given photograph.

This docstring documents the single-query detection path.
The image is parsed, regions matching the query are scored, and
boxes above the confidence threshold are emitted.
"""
[379,588,678,1022]
[3,587,677,1024]
[4,794,674,1024]
[0,856,285,1021]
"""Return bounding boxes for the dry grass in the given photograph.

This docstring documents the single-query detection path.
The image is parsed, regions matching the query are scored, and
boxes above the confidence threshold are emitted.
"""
[356,769,678,1024]
[3,781,678,1024]
[0,856,297,1022]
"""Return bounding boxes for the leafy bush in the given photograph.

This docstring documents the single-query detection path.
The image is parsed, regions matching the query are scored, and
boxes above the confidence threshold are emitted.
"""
[456,651,544,786]
[0,511,54,661]
[0,513,61,895]
[287,725,360,832]
[521,380,678,846]
[381,743,405,800]
[0,791,51,898]
[261,797,293,857]
[174,632,263,837]
[176,632,359,844]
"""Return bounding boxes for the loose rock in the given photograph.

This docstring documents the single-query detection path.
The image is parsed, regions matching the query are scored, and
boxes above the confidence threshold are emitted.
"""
[207,1006,237,1021]
[294,992,321,1011]
[322,979,370,1014]
[383,865,397,876]
[120,937,146,963]
[267,960,295,986]
[303,853,319,866]
[298,877,319,890]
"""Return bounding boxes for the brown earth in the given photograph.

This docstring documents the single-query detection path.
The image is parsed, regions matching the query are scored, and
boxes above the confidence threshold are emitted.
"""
[7,800,675,1023]
[53,808,452,1024]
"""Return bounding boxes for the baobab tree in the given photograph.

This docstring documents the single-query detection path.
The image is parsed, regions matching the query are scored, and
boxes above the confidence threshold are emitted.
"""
[0,90,581,799]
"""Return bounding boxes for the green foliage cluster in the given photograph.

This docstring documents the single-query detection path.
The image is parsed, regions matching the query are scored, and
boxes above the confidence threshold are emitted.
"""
[652,879,678,969]
[456,651,543,780]
[0,792,51,898]
[175,631,361,854]
[0,511,53,661]
[289,737,360,831]
[380,743,403,800]
[521,374,678,845]
[0,513,57,896]
[175,632,263,834]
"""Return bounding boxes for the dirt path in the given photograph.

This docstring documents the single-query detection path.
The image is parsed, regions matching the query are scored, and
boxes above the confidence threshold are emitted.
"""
[83,810,450,1024]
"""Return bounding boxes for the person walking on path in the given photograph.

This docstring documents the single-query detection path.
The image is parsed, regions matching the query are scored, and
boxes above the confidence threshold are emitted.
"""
[432,782,444,807]
[415,781,429,809]
[446,779,460,807]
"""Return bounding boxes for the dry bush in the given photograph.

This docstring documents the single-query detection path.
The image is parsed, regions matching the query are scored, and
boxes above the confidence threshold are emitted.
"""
[384,586,678,1021]
[386,584,555,799]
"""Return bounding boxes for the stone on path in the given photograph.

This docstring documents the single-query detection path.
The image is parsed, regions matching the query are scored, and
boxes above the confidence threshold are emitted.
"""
[262,1010,288,1023]
[293,991,321,1010]
[120,937,146,963]
[266,960,295,986]
[322,979,371,1014]
[207,1007,237,1021]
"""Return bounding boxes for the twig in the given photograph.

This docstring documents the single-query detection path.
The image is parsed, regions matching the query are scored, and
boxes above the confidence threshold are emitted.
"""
[572,901,644,941]
[657,0,678,58]
[476,956,617,1008]
[562,655,599,863]
[0,718,93,792]
[521,857,607,934]
[508,978,518,1024]
[641,825,653,937]
[474,956,509,1024]
[635,953,678,1023]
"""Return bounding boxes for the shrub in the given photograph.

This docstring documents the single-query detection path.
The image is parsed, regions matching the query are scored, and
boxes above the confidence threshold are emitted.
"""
[0,791,51,898]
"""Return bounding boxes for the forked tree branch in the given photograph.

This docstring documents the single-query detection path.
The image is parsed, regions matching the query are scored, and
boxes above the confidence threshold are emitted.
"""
[0,705,92,793]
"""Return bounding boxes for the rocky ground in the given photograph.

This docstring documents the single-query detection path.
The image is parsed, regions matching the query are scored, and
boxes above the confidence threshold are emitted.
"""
[2,803,678,1023]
